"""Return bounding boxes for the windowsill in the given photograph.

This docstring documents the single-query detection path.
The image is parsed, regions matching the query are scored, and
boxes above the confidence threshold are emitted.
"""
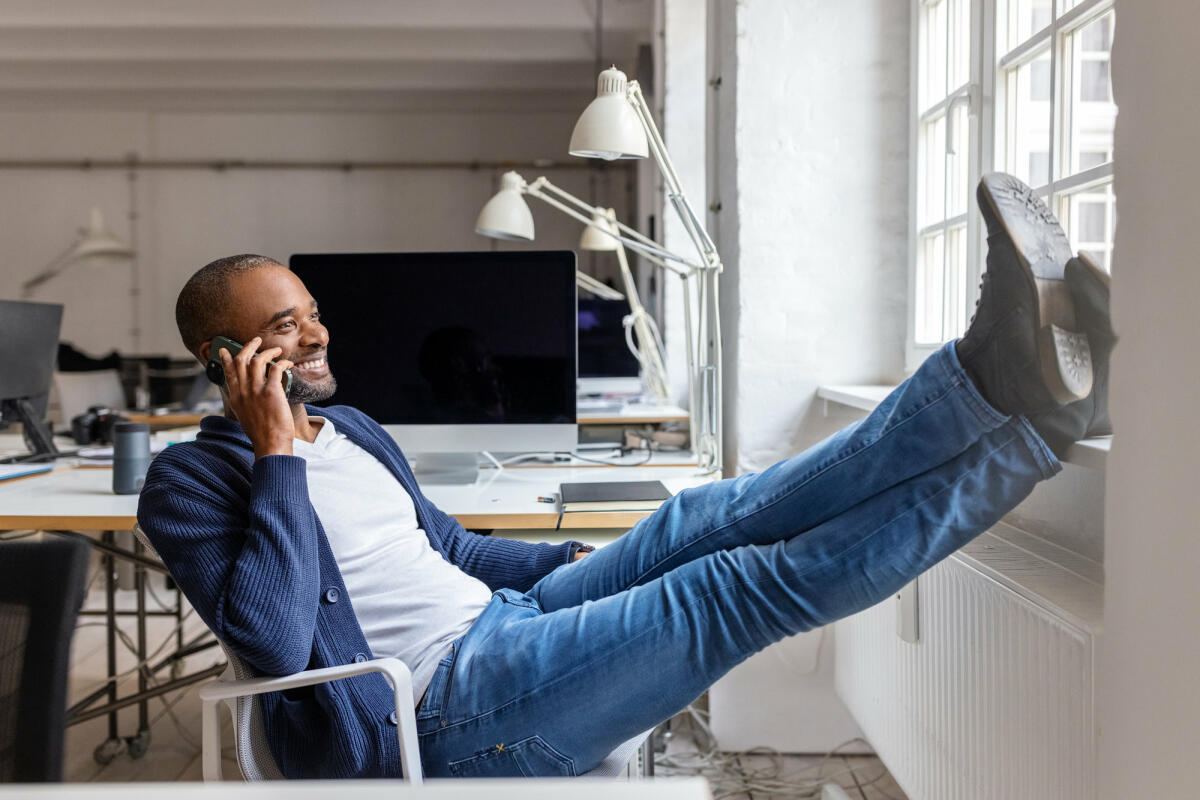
[816,384,1110,470]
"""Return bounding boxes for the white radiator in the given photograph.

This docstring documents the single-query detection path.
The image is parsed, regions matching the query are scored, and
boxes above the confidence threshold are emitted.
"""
[835,524,1102,800]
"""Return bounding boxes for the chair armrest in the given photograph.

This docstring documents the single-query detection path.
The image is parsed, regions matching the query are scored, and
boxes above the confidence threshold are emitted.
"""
[197,656,413,703]
[198,656,422,783]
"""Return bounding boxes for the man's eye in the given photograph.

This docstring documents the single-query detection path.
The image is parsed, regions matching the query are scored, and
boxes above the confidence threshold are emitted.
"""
[277,320,295,331]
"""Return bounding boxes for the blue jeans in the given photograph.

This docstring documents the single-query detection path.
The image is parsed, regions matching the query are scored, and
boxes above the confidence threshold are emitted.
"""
[415,343,1060,777]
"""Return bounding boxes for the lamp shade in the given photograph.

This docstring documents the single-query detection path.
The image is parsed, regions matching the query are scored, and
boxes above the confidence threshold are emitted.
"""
[69,208,135,261]
[475,171,535,241]
[568,67,648,161]
[578,209,619,251]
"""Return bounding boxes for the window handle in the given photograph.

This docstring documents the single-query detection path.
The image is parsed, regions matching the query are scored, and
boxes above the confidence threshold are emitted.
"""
[945,85,978,156]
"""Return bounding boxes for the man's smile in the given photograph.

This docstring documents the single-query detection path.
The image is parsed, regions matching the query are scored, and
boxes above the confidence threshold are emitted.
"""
[291,353,330,377]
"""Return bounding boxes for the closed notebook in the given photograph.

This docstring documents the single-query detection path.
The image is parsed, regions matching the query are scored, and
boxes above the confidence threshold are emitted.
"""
[559,480,672,512]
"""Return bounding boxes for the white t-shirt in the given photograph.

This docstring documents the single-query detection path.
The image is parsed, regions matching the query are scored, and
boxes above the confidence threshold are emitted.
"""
[292,418,492,703]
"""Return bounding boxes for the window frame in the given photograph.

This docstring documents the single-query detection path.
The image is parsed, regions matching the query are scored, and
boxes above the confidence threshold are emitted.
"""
[906,0,1115,373]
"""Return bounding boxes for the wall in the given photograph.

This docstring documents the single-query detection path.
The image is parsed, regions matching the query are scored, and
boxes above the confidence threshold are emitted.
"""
[1099,0,1200,793]
[685,0,910,752]
[730,0,910,472]
[0,107,630,359]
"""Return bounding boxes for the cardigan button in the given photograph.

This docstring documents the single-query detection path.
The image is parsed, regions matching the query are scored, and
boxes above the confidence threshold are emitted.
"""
[353,653,367,663]
[388,711,398,726]
[324,587,340,603]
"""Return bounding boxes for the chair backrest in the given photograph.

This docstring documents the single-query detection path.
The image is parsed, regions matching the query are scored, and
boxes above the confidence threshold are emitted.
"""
[0,538,90,782]
[217,644,285,781]
[132,524,282,781]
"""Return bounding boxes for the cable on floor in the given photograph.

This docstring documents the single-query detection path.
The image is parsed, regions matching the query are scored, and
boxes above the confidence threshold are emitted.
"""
[654,703,904,799]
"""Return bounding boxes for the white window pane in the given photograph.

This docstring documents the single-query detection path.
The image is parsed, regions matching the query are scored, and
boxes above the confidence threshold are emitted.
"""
[947,102,970,217]
[1056,181,1115,273]
[1065,11,1117,175]
[916,233,947,345]
[948,0,972,91]
[1001,0,1052,54]
[1003,49,1052,189]
[920,0,949,110]
[1081,61,1111,102]
[1028,151,1050,186]
[919,116,948,228]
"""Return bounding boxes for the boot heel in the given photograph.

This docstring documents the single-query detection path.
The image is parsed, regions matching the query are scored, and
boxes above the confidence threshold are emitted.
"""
[1039,325,1093,404]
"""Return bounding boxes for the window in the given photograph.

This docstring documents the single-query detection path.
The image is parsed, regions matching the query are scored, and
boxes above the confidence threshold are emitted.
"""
[909,0,1116,364]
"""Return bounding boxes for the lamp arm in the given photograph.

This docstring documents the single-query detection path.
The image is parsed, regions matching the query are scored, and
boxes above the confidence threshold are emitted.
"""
[626,81,723,273]
[575,269,625,301]
[530,178,671,256]
[20,244,79,298]
[525,178,697,276]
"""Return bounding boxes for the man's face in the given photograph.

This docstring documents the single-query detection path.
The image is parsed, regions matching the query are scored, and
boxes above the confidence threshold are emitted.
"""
[210,264,336,405]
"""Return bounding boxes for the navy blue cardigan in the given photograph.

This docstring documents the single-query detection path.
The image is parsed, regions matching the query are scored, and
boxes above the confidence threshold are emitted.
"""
[136,405,577,779]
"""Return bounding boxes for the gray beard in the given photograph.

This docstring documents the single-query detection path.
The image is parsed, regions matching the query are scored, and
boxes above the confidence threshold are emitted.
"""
[287,373,337,405]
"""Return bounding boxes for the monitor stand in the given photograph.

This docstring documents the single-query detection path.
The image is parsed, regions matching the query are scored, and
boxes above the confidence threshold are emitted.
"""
[408,452,480,485]
[0,397,60,464]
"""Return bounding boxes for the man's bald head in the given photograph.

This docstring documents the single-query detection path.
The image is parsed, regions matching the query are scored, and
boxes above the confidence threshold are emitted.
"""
[175,254,281,359]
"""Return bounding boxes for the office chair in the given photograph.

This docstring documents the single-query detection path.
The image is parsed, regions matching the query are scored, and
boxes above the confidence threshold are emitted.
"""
[0,537,91,782]
[131,525,648,782]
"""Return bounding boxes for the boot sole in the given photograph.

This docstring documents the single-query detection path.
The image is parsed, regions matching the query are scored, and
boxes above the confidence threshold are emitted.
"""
[978,173,1093,404]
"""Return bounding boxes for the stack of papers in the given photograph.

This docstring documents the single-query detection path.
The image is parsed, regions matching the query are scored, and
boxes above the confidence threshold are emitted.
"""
[0,464,53,482]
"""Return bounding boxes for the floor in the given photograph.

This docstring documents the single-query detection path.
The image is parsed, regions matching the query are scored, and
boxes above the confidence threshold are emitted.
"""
[62,566,907,798]
[653,709,908,800]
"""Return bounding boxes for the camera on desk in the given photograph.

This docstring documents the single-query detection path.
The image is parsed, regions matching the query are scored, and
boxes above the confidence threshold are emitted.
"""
[70,406,130,445]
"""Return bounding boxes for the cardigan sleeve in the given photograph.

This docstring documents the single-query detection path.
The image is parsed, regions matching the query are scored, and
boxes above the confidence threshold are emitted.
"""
[421,501,577,593]
[137,450,323,676]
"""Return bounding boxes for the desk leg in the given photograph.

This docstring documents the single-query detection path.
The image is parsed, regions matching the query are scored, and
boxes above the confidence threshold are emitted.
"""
[94,531,125,766]
[128,536,151,759]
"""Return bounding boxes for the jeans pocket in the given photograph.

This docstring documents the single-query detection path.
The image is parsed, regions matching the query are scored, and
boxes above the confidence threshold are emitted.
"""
[447,735,576,778]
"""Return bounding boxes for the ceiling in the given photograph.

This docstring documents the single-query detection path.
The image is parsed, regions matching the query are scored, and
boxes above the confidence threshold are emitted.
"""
[0,0,656,111]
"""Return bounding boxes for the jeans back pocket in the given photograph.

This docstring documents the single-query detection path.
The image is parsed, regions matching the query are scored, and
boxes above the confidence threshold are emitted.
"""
[447,735,576,778]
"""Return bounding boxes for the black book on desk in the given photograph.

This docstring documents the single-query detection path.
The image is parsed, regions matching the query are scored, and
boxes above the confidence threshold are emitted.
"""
[559,480,672,512]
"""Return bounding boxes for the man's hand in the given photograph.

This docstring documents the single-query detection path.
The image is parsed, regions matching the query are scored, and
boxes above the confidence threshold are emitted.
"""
[219,336,296,460]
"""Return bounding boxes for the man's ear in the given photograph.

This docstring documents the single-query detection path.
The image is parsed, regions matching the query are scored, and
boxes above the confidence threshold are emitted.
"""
[197,341,212,365]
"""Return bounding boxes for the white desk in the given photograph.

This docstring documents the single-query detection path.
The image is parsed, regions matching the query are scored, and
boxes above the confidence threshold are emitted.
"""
[0,461,715,534]
[3,779,712,799]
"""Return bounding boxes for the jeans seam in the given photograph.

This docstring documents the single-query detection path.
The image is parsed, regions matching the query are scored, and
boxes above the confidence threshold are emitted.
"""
[629,376,971,587]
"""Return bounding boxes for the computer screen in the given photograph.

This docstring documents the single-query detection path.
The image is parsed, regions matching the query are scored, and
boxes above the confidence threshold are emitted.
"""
[0,299,64,461]
[289,251,578,463]
[578,298,640,379]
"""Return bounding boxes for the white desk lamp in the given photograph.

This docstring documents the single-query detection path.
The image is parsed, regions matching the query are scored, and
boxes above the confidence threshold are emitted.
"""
[578,209,670,404]
[21,208,135,298]
[476,179,671,405]
[476,165,715,469]
[479,65,724,472]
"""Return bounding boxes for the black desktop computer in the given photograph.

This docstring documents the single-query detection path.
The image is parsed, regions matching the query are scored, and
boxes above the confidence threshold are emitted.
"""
[290,250,578,481]
[0,299,64,463]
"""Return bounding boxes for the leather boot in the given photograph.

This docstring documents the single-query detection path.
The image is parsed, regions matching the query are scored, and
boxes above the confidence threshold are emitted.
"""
[957,173,1093,417]
[1029,253,1116,457]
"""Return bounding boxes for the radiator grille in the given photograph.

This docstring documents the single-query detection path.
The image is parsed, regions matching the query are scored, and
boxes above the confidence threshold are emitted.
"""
[836,555,1095,800]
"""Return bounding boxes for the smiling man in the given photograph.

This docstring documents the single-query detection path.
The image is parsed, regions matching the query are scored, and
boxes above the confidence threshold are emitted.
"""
[139,176,1114,781]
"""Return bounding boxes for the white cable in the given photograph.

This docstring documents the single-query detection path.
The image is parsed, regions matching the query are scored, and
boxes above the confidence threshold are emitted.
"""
[654,704,900,799]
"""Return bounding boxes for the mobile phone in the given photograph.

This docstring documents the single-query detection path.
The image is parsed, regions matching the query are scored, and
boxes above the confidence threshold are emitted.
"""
[204,336,294,395]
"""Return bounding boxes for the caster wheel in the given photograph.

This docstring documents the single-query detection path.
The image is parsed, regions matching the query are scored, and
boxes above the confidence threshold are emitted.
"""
[126,729,152,759]
[93,738,124,766]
